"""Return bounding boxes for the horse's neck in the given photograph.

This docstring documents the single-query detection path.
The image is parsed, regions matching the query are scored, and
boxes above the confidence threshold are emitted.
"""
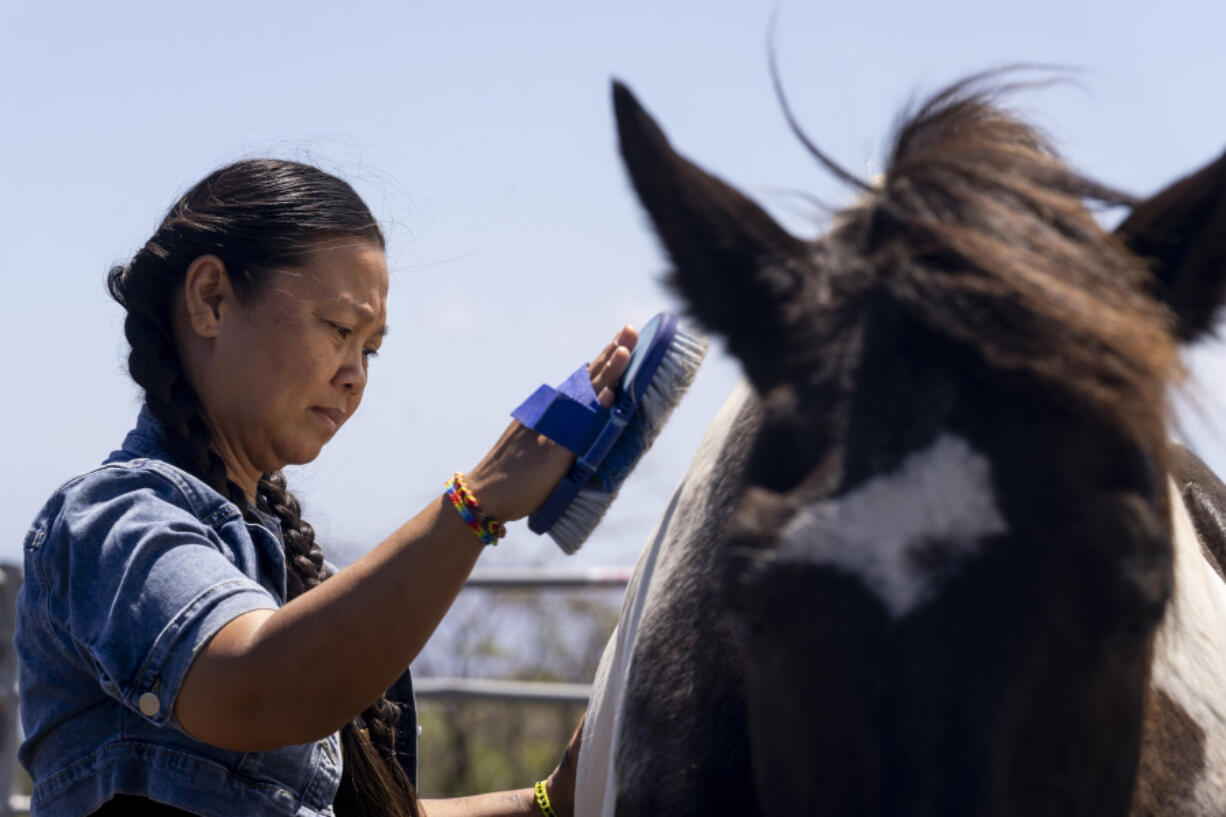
[575,380,758,817]
[1135,481,1226,815]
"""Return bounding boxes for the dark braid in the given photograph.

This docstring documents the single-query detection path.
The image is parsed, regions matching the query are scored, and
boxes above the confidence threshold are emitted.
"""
[108,159,419,817]
[260,471,328,597]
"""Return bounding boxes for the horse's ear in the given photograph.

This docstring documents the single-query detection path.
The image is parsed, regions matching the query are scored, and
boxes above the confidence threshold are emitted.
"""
[1116,148,1226,341]
[613,81,812,390]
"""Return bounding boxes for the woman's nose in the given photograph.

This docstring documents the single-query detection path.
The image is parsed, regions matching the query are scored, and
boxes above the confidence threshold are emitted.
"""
[334,349,368,395]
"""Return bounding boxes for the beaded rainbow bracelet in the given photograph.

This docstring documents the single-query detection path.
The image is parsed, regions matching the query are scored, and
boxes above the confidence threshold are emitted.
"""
[445,473,506,547]
[534,780,559,817]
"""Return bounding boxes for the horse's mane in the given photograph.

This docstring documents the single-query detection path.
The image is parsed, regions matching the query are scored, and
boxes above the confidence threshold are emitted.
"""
[812,72,1182,449]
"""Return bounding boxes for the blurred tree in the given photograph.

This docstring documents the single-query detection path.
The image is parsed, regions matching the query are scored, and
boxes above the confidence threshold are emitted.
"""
[413,587,621,797]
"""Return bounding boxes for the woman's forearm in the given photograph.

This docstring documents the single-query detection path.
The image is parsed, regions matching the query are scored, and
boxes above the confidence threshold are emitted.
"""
[421,789,540,817]
[176,492,487,750]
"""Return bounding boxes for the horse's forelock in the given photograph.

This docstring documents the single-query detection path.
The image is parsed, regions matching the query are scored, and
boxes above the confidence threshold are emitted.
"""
[816,74,1181,455]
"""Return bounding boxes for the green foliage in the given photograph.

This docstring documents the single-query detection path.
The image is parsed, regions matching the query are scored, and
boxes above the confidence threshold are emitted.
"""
[417,701,587,797]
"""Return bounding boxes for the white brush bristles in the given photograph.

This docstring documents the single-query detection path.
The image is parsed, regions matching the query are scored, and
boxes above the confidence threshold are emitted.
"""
[549,327,709,554]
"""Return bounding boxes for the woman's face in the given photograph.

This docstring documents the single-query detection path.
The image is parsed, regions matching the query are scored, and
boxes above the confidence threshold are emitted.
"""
[189,238,389,483]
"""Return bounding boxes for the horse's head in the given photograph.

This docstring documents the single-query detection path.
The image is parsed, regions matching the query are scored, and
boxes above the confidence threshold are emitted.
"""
[614,76,1226,816]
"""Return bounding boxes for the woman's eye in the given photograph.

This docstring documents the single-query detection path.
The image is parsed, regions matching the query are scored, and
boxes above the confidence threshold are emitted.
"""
[363,348,379,362]
[329,322,353,339]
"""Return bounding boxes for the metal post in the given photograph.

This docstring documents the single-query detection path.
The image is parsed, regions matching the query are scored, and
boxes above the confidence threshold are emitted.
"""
[0,565,22,816]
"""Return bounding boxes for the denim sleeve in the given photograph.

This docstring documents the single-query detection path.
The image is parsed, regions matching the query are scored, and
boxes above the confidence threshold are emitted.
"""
[44,466,279,729]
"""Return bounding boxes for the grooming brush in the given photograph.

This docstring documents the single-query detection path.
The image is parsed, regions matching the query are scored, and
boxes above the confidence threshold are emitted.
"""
[511,312,708,553]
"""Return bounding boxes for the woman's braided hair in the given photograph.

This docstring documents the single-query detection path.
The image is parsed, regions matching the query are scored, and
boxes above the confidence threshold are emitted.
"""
[106,159,420,817]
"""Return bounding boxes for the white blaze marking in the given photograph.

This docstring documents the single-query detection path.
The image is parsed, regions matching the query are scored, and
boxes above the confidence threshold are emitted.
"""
[778,433,1008,617]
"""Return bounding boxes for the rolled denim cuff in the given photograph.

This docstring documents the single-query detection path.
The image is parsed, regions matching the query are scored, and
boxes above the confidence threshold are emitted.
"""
[125,578,278,728]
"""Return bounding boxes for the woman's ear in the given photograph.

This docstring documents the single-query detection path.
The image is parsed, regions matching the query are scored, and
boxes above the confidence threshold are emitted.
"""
[182,254,235,339]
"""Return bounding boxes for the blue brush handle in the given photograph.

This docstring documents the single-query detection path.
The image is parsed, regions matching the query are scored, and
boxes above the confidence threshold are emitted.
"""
[527,398,632,534]
[524,313,677,535]
[511,367,608,456]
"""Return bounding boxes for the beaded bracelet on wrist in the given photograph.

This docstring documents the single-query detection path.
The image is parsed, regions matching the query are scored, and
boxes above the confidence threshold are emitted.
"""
[534,780,559,817]
[444,472,506,546]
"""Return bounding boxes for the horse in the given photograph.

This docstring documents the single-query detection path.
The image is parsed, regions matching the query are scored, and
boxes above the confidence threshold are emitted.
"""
[573,74,1226,817]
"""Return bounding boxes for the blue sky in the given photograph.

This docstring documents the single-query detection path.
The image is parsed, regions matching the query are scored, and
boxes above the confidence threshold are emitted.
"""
[5,0,1226,569]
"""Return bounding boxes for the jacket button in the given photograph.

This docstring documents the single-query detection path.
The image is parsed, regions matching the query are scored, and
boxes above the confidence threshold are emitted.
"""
[138,693,161,717]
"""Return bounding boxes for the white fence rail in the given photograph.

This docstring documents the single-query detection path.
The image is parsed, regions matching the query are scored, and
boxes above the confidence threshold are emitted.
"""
[461,566,632,590]
[414,677,592,705]
[413,566,630,706]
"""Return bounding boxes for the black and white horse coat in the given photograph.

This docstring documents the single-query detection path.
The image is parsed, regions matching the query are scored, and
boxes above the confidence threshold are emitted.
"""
[573,76,1226,817]
[575,384,1226,816]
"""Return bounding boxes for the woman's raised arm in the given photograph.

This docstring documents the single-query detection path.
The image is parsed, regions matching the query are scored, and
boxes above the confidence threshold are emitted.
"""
[175,328,635,752]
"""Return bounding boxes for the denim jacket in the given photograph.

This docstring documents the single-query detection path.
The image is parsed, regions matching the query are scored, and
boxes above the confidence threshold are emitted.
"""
[16,409,415,817]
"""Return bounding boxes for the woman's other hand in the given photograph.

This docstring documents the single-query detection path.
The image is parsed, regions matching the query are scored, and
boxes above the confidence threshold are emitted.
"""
[544,713,584,817]
[417,712,583,817]
[466,325,638,522]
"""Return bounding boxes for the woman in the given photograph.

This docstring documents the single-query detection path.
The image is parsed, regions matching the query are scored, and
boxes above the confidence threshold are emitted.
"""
[15,159,634,817]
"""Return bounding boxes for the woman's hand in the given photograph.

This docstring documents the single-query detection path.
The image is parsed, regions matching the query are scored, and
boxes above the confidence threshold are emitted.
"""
[543,713,584,817]
[465,325,638,522]
[586,326,640,409]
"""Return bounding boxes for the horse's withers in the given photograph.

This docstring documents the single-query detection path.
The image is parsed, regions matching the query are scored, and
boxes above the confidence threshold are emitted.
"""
[575,382,759,817]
